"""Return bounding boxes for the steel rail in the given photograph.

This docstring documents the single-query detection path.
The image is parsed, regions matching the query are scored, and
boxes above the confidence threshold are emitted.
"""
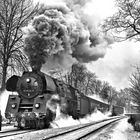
[0,129,35,139]
[0,116,126,140]
[42,116,126,140]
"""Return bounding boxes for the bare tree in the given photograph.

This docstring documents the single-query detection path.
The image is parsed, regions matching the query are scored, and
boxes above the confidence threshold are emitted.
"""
[99,82,111,99]
[84,72,97,95]
[89,79,102,95]
[0,0,38,91]
[102,0,140,41]
[67,63,87,89]
[130,65,140,108]
[119,88,132,111]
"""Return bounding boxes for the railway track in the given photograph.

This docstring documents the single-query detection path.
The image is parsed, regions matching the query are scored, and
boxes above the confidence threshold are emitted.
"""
[0,128,35,139]
[0,116,126,140]
[42,116,126,140]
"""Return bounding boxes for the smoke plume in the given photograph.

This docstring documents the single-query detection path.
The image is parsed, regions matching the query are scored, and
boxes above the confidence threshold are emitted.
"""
[22,0,112,71]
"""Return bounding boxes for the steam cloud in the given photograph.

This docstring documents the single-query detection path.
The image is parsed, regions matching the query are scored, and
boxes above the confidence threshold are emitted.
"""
[22,0,112,71]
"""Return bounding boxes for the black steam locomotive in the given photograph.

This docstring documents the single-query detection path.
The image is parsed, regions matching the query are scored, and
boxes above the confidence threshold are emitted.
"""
[5,69,124,129]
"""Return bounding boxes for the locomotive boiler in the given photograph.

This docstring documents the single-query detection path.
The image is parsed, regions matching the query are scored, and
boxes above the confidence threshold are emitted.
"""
[5,69,124,129]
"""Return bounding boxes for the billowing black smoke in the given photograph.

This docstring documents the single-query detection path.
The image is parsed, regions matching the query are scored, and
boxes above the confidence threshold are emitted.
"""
[22,0,113,71]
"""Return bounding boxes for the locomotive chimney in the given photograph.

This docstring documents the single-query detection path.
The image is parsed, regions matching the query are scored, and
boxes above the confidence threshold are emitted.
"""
[31,63,42,72]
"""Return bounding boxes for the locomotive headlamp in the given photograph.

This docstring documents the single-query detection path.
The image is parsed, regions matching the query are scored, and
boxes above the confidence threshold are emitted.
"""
[10,113,15,117]
[35,103,40,109]
[11,103,16,109]
[26,78,31,83]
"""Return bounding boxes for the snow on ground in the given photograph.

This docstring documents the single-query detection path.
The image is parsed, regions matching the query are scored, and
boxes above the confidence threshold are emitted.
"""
[110,118,133,140]
[111,118,140,140]
[1,125,16,132]
[0,91,10,117]
[95,117,140,140]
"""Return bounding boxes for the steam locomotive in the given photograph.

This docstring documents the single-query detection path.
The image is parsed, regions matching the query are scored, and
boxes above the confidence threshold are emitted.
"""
[5,69,124,129]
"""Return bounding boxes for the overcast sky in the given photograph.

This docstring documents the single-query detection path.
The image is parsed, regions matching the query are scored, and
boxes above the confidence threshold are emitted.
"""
[83,0,140,90]
[84,0,140,90]
[34,0,140,91]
